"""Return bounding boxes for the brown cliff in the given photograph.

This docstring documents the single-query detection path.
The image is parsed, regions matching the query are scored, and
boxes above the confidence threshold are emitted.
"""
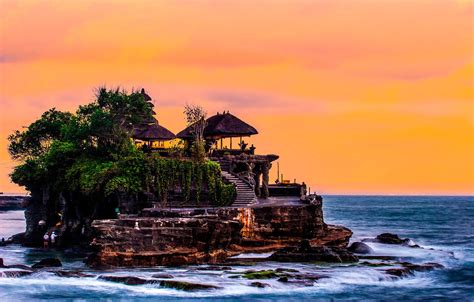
[87,200,352,268]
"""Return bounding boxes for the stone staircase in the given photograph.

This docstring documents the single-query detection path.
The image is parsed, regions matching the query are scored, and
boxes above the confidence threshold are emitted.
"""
[214,158,231,172]
[221,171,257,207]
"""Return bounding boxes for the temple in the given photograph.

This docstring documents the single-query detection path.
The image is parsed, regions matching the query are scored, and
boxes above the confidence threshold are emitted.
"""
[130,89,310,209]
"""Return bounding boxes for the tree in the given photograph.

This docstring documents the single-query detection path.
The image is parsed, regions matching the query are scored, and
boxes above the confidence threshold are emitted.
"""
[183,104,207,161]
[8,109,73,160]
[8,87,155,246]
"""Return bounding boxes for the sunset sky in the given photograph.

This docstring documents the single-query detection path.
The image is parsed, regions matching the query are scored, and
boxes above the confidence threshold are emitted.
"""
[0,0,473,195]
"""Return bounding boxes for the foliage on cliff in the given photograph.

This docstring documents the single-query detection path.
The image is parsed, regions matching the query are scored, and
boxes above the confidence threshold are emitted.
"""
[9,88,153,194]
[150,157,235,206]
[8,88,236,245]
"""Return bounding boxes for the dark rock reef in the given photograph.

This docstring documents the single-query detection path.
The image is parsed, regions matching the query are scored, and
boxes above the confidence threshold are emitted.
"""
[269,240,358,263]
[31,258,62,269]
[384,262,444,278]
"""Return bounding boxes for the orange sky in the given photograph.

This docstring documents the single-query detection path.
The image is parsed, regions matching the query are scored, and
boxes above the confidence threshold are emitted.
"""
[0,0,473,195]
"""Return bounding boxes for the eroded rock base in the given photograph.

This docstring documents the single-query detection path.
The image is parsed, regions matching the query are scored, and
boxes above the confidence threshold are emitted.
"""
[88,201,352,268]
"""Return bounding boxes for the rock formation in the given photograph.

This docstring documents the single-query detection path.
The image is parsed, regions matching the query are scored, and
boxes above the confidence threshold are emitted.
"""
[87,199,353,267]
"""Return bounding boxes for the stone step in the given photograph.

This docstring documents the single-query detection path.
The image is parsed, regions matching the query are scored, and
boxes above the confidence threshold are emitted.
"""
[220,170,257,207]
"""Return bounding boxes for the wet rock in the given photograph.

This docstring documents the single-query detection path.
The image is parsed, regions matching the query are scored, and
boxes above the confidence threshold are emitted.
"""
[5,264,33,271]
[250,281,270,288]
[197,266,232,271]
[159,280,220,291]
[0,258,3,267]
[348,242,373,254]
[99,275,157,285]
[222,261,259,266]
[151,273,174,279]
[310,225,353,248]
[401,262,444,272]
[358,255,397,261]
[294,273,329,281]
[54,270,95,278]
[385,267,412,277]
[278,278,314,286]
[269,240,358,263]
[228,275,240,279]
[8,232,25,244]
[385,262,444,278]
[242,270,279,279]
[275,268,298,273]
[31,258,62,269]
[360,261,391,267]
[375,233,409,245]
[0,270,33,278]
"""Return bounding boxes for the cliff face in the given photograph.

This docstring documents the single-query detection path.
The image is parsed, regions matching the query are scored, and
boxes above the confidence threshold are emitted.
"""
[87,200,352,268]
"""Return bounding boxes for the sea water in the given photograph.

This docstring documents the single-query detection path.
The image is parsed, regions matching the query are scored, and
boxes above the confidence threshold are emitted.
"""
[0,195,472,301]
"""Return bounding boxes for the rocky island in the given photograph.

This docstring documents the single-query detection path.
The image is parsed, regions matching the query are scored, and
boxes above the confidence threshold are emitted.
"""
[7,88,355,267]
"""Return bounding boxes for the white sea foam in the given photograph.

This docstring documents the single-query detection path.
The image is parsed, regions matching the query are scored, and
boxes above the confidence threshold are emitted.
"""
[229,252,273,259]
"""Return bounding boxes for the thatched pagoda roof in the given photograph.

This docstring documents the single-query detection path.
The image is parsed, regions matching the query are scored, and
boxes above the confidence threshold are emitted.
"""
[177,112,258,139]
[133,118,175,141]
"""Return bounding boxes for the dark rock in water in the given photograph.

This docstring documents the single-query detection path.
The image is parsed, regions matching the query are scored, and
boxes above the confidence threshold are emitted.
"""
[242,270,279,279]
[269,240,358,263]
[358,255,397,261]
[0,270,33,278]
[277,278,314,286]
[159,280,220,291]
[275,268,298,273]
[5,264,33,271]
[8,232,25,244]
[360,261,391,267]
[385,262,444,278]
[228,275,240,279]
[348,242,373,254]
[401,262,444,272]
[385,267,412,277]
[294,273,329,281]
[197,266,232,271]
[31,258,62,269]
[0,258,3,267]
[375,233,409,245]
[54,270,94,278]
[99,275,157,285]
[151,273,174,279]
[250,281,270,288]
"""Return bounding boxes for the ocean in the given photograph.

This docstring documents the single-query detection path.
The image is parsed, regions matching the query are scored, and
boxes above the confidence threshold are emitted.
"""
[0,195,472,301]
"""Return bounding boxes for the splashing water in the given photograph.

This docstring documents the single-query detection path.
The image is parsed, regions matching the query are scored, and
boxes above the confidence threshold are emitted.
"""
[0,195,472,301]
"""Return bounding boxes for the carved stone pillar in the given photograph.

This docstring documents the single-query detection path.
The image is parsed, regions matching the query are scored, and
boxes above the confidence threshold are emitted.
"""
[261,162,271,199]
[253,169,262,197]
